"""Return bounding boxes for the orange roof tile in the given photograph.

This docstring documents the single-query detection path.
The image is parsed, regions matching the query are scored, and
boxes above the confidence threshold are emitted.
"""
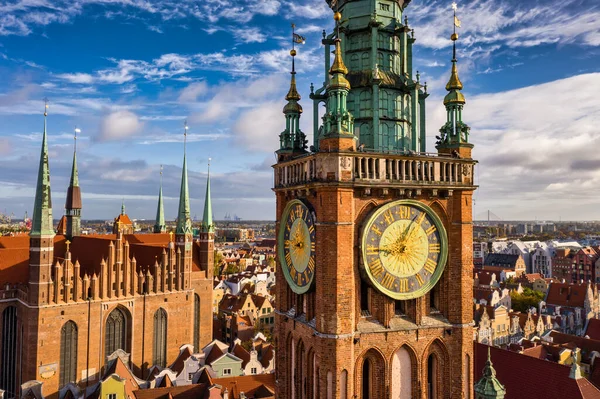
[212,374,275,399]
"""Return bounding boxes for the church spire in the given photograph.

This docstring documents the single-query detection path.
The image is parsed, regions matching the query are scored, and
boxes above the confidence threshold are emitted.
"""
[437,2,471,153]
[31,99,54,237]
[278,24,307,155]
[320,10,355,142]
[176,121,192,235]
[65,127,82,238]
[474,346,506,399]
[154,165,166,233]
[201,159,213,233]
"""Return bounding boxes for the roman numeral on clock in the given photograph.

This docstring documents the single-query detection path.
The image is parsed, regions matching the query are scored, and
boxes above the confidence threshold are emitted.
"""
[415,273,424,287]
[399,278,408,293]
[384,210,394,224]
[429,243,441,253]
[381,273,395,290]
[308,257,315,272]
[426,225,436,236]
[415,212,425,226]
[369,258,384,280]
[285,251,292,267]
[424,258,437,274]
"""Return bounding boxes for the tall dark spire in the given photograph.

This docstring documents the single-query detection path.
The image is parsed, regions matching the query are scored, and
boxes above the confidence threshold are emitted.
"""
[31,99,54,237]
[154,165,166,233]
[65,127,82,238]
[201,159,213,233]
[176,121,192,235]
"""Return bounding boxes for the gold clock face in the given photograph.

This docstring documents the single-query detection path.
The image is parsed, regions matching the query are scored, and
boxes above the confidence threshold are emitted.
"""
[278,200,316,294]
[361,200,447,300]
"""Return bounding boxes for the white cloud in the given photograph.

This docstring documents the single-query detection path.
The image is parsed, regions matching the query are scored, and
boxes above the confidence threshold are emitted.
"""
[231,27,267,44]
[98,110,144,141]
[178,81,209,102]
[427,72,600,219]
[55,72,94,84]
[232,101,281,152]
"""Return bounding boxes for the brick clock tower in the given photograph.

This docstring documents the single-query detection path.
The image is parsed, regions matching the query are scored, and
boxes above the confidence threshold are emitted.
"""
[274,1,477,398]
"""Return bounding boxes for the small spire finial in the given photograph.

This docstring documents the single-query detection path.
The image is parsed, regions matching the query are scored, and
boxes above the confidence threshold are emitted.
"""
[74,127,81,153]
[183,120,188,152]
[43,97,49,117]
[121,199,125,215]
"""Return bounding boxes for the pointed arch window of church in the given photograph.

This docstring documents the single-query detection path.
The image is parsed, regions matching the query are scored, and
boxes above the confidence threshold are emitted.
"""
[105,307,128,357]
[193,294,200,352]
[362,358,372,399]
[1,306,18,399]
[427,354,438,399]
[60,321,78,387]
[153,308,168,368]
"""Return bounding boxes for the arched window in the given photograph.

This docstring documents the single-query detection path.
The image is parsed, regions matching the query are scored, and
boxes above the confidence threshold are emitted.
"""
[153,308,168,368]
[362,359,372,399]
[361,52,370,70]
[391,346,413,398]
[60,321,78,387]
[105,307,128,357]
[340,369,348,399]
[359,90,372,118]
[1,306,18,399]
[350,54,359,71]
[380,90,390,118]
[427,354,438,399]
[377,52,384,70]
[194,294,200,352]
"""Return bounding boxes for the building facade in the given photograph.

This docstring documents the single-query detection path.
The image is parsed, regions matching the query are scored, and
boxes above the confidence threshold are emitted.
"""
[0,114,214,399]
[274,1,476,398]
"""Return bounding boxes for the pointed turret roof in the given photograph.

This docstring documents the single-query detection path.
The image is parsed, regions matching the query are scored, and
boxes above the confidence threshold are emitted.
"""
[176,124,191,235]
[31,102,54,237]
[154,167,166,234]
[65,129,82,211]
[201,161,213,233]
[474,346,506,399]
[444,32,465,105]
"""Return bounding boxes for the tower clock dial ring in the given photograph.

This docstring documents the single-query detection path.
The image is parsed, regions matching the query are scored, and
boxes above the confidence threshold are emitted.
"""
[360,200,448,300]
[278,200,316,294]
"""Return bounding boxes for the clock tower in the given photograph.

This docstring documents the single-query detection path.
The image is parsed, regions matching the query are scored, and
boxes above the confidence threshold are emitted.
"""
[274,1,476,398]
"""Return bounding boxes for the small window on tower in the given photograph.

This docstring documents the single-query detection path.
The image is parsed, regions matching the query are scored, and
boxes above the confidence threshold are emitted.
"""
[380,3,390,11]
[360,281,370,316]
[395,300,405,316]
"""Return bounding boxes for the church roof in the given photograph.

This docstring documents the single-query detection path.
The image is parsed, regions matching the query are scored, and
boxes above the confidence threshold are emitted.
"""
[474,343,600,399]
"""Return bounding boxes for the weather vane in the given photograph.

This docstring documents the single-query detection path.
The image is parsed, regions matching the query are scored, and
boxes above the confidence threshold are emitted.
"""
[451,1,462,60]
[74,127,81,152]
[183,119,188,152]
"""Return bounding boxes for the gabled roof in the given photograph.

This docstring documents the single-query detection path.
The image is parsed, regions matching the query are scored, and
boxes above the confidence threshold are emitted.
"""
[205,344,225,365]
[212,374,275,399]
[169,346,194,375]
[133,384,210,399]
[232,344,251,367]
[546,283,589,308]
[484,253,521,269]
[474,342,600,399]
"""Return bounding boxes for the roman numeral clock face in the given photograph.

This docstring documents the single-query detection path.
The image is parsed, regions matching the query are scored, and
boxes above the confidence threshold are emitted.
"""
[278,200,316,294]
[361,200,448,300]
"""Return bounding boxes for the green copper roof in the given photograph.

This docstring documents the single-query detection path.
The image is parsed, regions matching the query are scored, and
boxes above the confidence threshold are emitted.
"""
[153,179,165,233]
[176,153,192,235]
[31,110,54,237]
[474,347,506,399]
[121,200,125,215]
[201,164,213,233]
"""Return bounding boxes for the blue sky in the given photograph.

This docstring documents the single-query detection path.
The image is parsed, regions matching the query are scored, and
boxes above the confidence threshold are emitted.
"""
[0,0,599,221]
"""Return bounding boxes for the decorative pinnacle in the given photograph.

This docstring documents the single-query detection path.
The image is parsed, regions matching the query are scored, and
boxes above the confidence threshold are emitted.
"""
[184,120,188,152]
[43,97,48,117]
[74,127,80,153]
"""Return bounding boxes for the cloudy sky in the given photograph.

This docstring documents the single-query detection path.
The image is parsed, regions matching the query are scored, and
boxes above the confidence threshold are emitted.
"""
[0,0,599,221]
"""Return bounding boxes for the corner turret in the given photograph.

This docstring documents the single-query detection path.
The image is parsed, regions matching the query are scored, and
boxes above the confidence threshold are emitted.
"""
[437,3,473,158]
[474,346,506,399]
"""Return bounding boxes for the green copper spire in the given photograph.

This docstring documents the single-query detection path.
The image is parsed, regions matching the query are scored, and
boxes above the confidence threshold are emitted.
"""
[31,100,54,237]
[278,24,307,154]
[154,165,166,233]
[176,122,192,235]
[320,11,354,140]
[474,346,506,399]
[201,159,214,233]
[437,3,471,149]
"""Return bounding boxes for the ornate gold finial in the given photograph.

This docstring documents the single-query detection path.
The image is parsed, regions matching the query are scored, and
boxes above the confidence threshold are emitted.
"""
[169,231,174,242]
[65,240,71,253]
[334,11,341,21]
[43,98,49,117]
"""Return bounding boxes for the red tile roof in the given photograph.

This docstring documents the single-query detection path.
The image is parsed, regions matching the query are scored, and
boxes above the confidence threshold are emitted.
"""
[585,319,600,341]
[169,346,193,375]
[212,374,275,399]
[474,343,600,399]
[133,384,210,399]
[546,282,590,308]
